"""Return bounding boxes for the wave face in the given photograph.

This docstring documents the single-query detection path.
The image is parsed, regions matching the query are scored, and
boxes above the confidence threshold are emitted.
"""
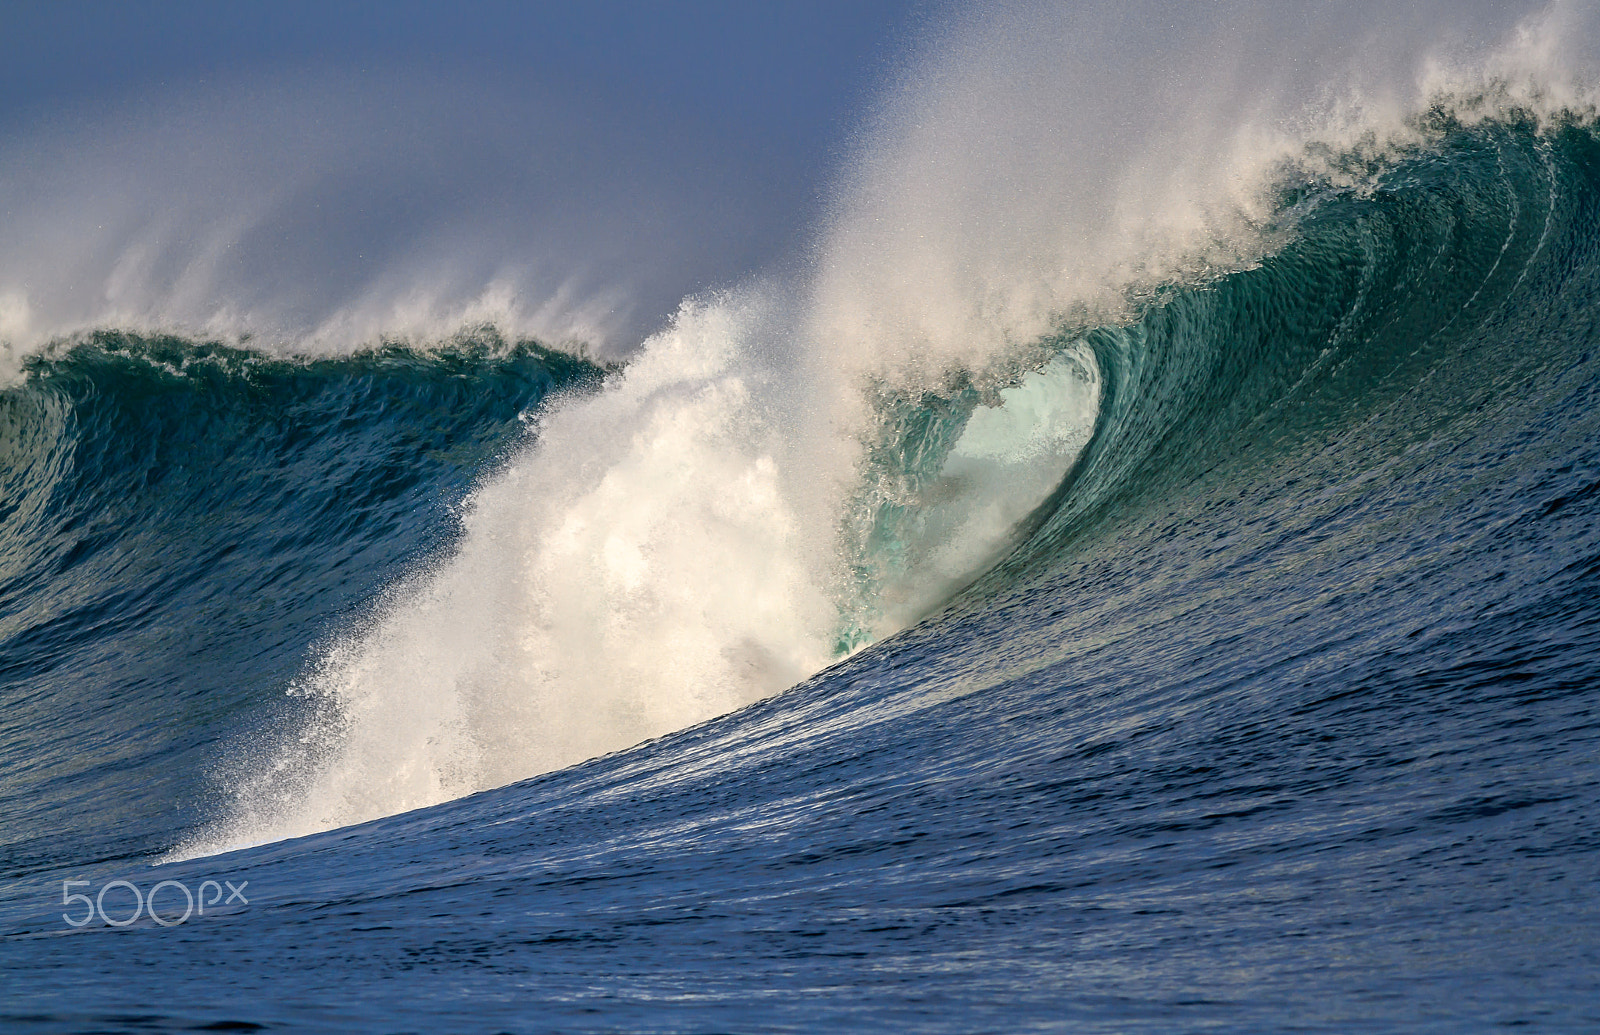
[4,2,1600,1032]
[0,333,601,875]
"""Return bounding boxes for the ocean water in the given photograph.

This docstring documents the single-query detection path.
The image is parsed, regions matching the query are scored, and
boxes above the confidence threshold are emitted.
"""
[3,3,1600,1032]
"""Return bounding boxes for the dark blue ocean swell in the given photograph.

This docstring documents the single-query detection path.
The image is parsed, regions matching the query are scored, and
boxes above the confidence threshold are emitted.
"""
[1,118,1599,1032]
[0,332,602,879]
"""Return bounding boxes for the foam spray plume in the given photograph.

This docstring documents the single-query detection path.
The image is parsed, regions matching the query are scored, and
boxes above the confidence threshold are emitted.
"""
[180,0,1600,855]
[0,72,799,367]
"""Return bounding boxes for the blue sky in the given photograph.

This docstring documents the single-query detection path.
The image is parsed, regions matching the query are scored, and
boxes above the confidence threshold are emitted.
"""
[0,1,929,350]
[1,1,933,186]
[2,2,922,136]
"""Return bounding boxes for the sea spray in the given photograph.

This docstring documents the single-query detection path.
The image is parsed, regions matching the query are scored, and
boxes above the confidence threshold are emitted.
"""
[182,0,1600,853]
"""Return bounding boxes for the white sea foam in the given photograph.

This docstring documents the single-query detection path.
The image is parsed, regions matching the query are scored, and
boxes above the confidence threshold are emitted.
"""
[176,0,1600,856]
[808,0,1600,388]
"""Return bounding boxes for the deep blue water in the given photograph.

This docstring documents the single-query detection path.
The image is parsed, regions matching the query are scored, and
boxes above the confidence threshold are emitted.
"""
[1,119,1599,1032]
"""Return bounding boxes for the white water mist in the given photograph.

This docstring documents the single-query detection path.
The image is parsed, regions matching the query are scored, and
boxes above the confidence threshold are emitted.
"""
[179,0,1600,856]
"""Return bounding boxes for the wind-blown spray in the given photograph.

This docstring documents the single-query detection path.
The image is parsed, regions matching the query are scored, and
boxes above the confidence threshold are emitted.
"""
[181,0,1600,853]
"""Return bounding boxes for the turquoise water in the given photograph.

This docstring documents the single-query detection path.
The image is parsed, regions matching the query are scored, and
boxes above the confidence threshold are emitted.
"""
[1,111,1599,1030]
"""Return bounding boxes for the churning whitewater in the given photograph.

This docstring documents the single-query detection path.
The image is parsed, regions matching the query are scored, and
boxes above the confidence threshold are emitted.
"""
[3,1,1600,1032]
